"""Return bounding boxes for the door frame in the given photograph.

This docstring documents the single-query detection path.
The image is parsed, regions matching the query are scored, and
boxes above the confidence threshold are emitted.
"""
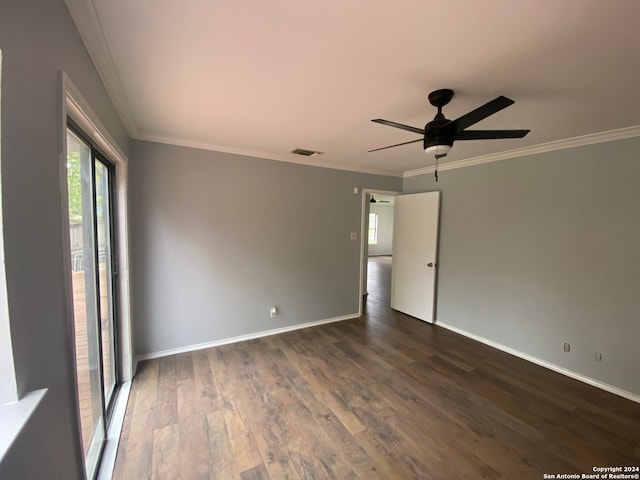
[358,188,401,315]
[67,121,121,409]
[61,72,134,478]
[62,72,133,383]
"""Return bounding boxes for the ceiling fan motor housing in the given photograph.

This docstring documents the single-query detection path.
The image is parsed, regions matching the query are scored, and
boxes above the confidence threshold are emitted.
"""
[423,118,454,150]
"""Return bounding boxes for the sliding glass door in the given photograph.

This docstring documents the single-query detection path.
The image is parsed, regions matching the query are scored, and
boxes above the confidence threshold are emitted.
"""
[67,126,119,479]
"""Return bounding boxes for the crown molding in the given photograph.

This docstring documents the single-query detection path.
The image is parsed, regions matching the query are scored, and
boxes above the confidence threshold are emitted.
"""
[63,0,399,178]
[64,0,139,136]
[403,125,640,178]
[134,132,404,177]
[63,0,640,180]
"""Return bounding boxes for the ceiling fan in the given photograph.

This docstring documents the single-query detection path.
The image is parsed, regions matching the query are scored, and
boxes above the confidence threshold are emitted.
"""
[370,195,390,203]
[369,89,530,178]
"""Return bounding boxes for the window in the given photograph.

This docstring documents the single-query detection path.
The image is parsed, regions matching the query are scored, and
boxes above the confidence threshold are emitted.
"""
[368,213,378,245]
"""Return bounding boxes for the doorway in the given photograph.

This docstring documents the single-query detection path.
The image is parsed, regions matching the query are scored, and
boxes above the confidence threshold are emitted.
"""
[66,125,120,479]
[365,255,393,312]
[360,189,400,309]
[359,189,441,323]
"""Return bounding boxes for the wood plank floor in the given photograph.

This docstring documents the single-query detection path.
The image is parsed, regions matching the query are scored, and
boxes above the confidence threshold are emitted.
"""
[113,256,640,479]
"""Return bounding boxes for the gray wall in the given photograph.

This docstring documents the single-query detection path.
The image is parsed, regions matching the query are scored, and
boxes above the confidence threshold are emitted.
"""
[404,137,640,395]
[130,140,401,356]
[0,0,129,477]
[368,203,394,256]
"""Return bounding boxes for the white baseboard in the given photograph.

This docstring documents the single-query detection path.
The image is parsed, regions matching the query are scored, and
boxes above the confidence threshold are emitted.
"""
[436,321,640,404]
[136,313,360,363]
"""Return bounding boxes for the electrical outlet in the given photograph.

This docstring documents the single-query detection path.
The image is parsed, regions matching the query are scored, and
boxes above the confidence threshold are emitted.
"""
[270,306,277,318]
[563,342,571,352]
[594,352,603,363]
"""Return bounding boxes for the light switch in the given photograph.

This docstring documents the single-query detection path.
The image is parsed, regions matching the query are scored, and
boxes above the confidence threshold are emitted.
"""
[350,232,358,240]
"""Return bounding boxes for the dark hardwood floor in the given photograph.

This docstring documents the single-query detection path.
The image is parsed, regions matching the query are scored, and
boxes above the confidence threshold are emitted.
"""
[113,256,640,479]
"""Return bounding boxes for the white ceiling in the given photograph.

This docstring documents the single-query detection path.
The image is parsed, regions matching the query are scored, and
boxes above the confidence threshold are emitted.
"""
[69,0,640,176]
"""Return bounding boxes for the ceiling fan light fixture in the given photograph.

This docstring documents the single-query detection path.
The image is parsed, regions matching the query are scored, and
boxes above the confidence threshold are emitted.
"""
[424,144,451,157]
[369,89,529,157]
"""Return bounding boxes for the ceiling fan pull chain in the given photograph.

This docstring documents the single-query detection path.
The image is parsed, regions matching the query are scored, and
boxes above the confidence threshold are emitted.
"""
[435,157,439,182]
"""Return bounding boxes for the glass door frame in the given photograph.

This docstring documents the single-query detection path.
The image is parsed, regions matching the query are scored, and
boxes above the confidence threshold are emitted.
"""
[67,120,121,478]
[94,149,120,418]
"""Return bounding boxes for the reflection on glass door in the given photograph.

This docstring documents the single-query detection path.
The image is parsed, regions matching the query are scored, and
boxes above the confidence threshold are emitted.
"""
[67,126,119,479]
[94,160,117,408]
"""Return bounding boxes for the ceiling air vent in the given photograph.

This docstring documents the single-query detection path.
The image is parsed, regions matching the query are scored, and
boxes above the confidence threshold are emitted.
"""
[291,148,323,157]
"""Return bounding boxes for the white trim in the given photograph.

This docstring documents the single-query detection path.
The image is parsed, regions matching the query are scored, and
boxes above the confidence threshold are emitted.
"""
[436,321,640,404]
[0,388,48,463]
[60,0,640,180]
[135,132,403,177]
[96,381,132,480]
[0,49,18,406]
[63,0,138,136]
[136,313,360,362]
[63,73,128,164]
[404,125,640,178]
[62,0,400,178]
[62,72,134,382]
[360,188,401,197]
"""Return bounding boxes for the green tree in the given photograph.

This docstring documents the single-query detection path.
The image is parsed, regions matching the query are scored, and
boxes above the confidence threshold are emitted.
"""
[67,150,82,222]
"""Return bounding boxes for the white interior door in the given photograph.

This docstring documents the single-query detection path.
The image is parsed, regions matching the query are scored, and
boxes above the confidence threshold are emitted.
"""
[391,191,440,323]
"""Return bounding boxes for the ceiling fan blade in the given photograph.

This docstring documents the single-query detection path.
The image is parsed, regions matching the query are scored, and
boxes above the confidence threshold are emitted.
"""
[368,138,422,153]
[371,119,425,135]
[447,96,515,132]
[455,129,530,140]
